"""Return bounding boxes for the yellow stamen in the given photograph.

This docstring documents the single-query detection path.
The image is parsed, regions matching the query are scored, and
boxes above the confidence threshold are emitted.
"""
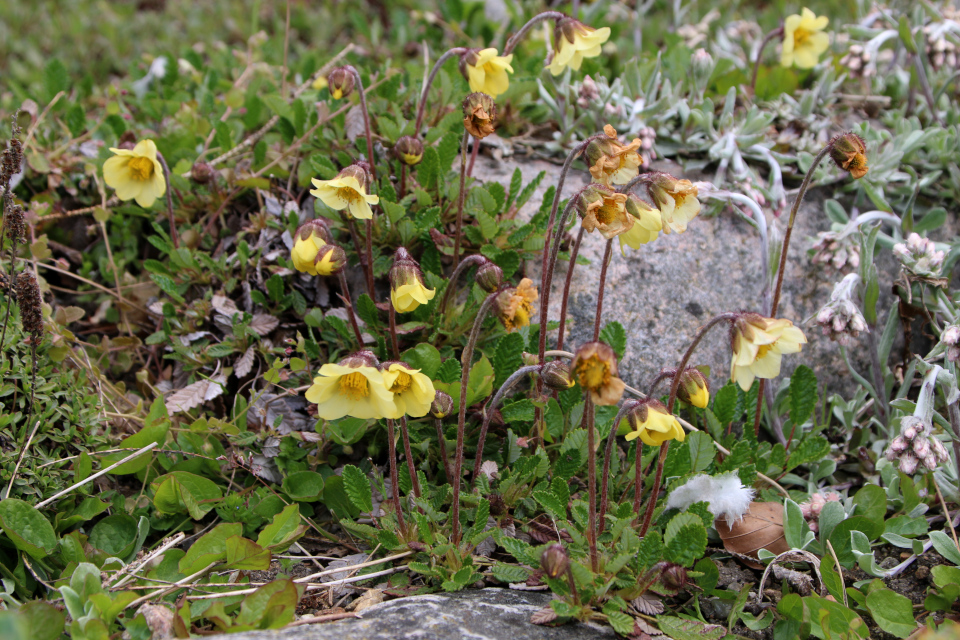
[338,187,361,204]
[389,371,412,394]
[575,356,610,391]
[339,372,369,400]
[596,201,620,225]
[128,157,154,181]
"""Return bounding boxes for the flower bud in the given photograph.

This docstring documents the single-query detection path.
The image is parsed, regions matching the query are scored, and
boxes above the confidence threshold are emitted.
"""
[340,349,380,369]
[462,92,497,139]
[829,133,869,179]
[541,360,576,391]
[327,66,355,100]
[15,271,43,344]
[390,248,435,313]
[476,260,503,293]
[899,453,919,475]
[942,326,960,346]
[394,136,424,166]
[430,391,454,419]
[690,48,715,90]
[291,219,334,275]
[190,161,216,184]
[676,368,710,409]
[540,543,569,579]
[314,244,347,276]
[660,563,689,591]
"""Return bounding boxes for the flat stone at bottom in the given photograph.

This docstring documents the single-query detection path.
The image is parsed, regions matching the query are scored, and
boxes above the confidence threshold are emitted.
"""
[211,588,616,640]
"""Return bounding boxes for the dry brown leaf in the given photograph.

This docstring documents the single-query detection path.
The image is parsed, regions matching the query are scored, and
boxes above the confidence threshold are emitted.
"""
[249,313,279,336]
[234,346,256,379]
[347,588,384,612]
[632,593,664,615]
[632,618,663,636]
[716,501,789,569]
[211,294,239,317]
[530,605,558,625]
[165,375,225,414]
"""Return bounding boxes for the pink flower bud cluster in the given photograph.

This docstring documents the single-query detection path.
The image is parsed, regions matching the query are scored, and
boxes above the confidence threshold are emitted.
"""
[799,491,841,532]
[941,325,960,363]
[885,416,949,475]
[810,231,860,272]
[893,233,945,278]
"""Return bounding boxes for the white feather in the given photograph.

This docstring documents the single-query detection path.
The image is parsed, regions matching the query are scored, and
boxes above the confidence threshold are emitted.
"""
[665,472,755,528]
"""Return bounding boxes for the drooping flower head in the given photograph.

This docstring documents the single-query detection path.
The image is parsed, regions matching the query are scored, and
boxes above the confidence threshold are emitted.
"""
[290,219,333,275]
[730,313,808,392]
[572,341,625,406]
[305,351,395,420]
[103,139,167,208]
[586,125,643,186]
[326,66,355,100]
[781,8,830,69]
[394,136,424,167]
[547,17,611,76]
[310,164,379,220]
[380,361,436,419]
[389,247,435,313]
[494,278,538,332]
[624,399,684,446]
[829,133,868,179]
[577,184,634,239]
[541,360,576,391]
[430,391,454,419]
[647,173,701,234]
[460,48,514,98]
[619,195,663,254]
[676,368,710,409]
[313,244,347,277]
[476,260,503,294]
[462,92,497,139]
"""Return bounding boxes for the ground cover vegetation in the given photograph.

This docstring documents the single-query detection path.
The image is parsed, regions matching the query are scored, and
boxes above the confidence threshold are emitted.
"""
[1,0,960,638]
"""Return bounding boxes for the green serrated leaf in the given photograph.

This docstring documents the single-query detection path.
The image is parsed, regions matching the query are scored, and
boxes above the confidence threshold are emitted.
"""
[788,365,817,426]
[599,322,627,359]
[341,465,373,513]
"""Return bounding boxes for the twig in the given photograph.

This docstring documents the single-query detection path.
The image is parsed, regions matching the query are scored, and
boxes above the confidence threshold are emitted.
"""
[185,565,404,600]
[825,539,847,607]
[4,421,40,499]
[284,612,360,628]
[125,561,218,610]
[933,474,960,555]
[110,532,186,589]
[35,442,158,508]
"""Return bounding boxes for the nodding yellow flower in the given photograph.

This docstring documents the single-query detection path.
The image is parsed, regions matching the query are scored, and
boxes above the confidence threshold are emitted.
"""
[305,351,395,420]
[381,362,436,419]
[579,185,634,239]
[647,174,701,234]
[326,67,355,99]
[310,165,379,220]
[313,245,346,276]
[495,278,539,332]
[587,125,643,187]
[730,313,808,391]
[102,139,167,208]
[394,136,424,167]
[572,341,625,406]
[624,400,685,446]
[547,17,611,76]
[829,133,869,179]
[619,195,663,254]
[311,75,329,91]
[781,8,830,69]
[462,48,514,98]
[677,368,710,409]
[389,248,435,313]
[290,220,333,275]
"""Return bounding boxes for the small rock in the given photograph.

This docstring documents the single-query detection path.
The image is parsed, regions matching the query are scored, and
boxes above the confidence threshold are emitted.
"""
[915,565,930,581]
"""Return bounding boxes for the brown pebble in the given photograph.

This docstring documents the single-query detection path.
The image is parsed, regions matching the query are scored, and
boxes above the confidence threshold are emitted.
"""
[900,552,911,560]
[915,565,930,581]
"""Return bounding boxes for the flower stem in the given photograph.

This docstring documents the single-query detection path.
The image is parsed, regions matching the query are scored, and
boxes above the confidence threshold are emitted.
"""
[471,365,540,489]
[364,219,376,300]
[583,394,599,572]
[415,48,467,134]
[399,164,407,199]
[632,438,646,523]
[436,254,486,319]
[592,239,613,341]
[155,152,180,249]
[337,271,365,348]
[947,401,960,498]
[749,27,784,94]
[340,212,374,298]
[467,136,480,177]
[639,312,737,536]
[453,131,470,269]
[388,304,400,359]
[346,67,376,181]
[598,400,638,535]
[386,418,406,534]
[556,227,584,351]
[435,417,453,482]
[503,11,567,55]
[399,416,422,499]
[452,291,499,545]
[538,141,587,364]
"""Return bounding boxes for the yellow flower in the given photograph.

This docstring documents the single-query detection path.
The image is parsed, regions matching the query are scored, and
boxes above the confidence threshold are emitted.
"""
[389,248,435,313]
[619,195,662,254]
[463,48,514,98]
[580,186,634,239]
[381,362,436,419]
[647,175,701,234]
[781,8,830,69]
[310,165,379,220]
[624,400,685,446]
[677,368,710,409]
[102,139,166,208]
[829,133,869,180]
[290,220,332,275]
[313,245,346,276]
[730,314,808,391]
[547,18,611,76]
[495,278,539,332]
[312,75,329,91]
[587,125,643,187]
[305,353,395,420]
[572,341,625,406]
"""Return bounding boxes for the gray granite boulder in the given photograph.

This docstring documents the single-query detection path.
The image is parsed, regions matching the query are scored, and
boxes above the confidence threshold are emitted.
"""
[211,588,614,640]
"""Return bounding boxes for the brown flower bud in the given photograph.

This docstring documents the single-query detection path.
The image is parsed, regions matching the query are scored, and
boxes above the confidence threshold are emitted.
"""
[15,271,43,344]
[676,368,709,409]
[340,350,379,369]
[540,543,569,579]
[462,92,497,139]
[541,360,576,391]
[327,67,355,100]
[476,260,503,293]
[430,391,454,419]
[190,161,216,184]
[660,563,689,591]
[829,133,868,179]
[394,136,424,166]
[3,203,25,245]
